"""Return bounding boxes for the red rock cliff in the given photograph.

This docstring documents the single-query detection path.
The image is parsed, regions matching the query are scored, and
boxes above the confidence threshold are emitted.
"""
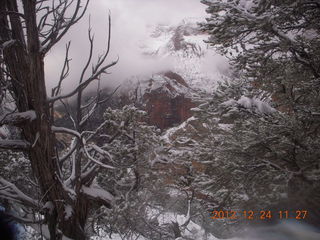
[142,71,196,130]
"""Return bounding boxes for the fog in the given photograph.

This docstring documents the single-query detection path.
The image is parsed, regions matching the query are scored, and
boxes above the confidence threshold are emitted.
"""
[45,0,208,93]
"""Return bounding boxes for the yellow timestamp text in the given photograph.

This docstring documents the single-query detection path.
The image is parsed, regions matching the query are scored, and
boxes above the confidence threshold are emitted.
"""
[209,210,308,220]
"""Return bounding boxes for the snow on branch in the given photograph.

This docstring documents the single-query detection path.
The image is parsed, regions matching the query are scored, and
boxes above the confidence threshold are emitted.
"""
[90,144,113,162]
[0,140,30,150]
[84,119,111,142]
[81,185,113,208]
[59,138,78,164]
[0,110,36,126]
[222,96,276,114]
[83,143,115,170]
[237,96,276,114]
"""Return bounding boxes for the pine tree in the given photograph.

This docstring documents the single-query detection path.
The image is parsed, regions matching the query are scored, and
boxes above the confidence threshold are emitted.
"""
[200,0,320,227]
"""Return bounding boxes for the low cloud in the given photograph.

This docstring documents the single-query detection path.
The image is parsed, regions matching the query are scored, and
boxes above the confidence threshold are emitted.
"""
[45,0,208,93]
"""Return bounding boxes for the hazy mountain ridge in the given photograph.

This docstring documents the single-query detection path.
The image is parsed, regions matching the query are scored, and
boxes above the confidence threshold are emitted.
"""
[139,18,229,93]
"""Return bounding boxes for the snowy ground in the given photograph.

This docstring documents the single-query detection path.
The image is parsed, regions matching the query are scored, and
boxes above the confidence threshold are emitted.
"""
[90,211,219,240]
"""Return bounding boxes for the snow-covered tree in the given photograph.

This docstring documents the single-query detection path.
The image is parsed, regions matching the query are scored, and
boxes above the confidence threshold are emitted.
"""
[192,79,286,207]
[200,0,320,227]
[201,0,320,114]
[0,1,147,239]
[90,105,163,238]
[163,76,319,237]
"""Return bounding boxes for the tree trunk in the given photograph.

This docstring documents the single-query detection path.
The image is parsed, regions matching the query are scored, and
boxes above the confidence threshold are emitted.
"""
[60,197,89,240]
[1,1,88,239]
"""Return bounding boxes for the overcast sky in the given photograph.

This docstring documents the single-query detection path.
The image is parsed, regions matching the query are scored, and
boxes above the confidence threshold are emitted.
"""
[45,0,208,93]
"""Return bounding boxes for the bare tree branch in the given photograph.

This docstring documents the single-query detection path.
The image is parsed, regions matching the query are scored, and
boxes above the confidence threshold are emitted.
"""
[51,41,71,98]
[41,0,90,54]
[47,59,118,103]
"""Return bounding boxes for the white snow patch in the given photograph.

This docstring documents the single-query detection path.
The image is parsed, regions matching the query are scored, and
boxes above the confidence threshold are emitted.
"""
[64,204,73,220]
[161,116,196,142]
[237,96,253,109]
[235,96,276,114]
[81,185,114,203]
[43,201,54,214]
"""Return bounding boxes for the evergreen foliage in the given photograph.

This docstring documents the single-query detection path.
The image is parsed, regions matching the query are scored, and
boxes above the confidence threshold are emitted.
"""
[199,0,320,227]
